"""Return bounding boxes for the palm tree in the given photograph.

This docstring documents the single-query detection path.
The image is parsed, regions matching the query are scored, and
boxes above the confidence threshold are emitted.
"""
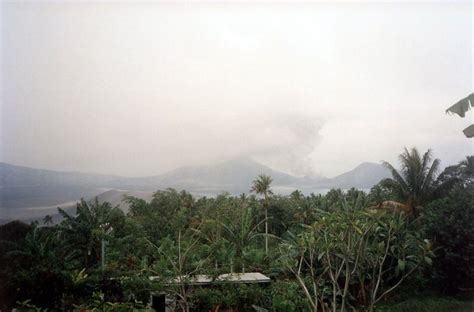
[58,198,122,269]
[250,174,273,255]
[5,226,64,307]
[7,227,58,265]
[219,205,265,272]
[382,147,443,215]
[42,214,53,225]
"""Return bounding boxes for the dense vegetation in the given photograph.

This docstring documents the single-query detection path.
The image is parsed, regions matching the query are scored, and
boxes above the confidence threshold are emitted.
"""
[1,149,472,311]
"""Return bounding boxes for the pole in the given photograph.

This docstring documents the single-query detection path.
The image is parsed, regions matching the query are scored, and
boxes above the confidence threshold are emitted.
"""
[101,238,105,270]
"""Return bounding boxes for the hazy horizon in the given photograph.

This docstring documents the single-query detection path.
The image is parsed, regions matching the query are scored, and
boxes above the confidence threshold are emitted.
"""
[1,2,473,178]
[0,153,470,180]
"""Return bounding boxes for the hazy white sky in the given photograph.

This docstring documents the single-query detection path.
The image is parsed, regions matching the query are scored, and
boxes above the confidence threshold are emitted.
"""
[1,1,473,177]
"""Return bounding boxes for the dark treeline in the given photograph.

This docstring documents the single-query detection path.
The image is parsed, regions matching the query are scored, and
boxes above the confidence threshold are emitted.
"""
[0,149,473,311]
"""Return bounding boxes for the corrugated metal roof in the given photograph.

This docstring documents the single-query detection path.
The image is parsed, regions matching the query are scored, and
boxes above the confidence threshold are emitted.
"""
[150,272,271,286]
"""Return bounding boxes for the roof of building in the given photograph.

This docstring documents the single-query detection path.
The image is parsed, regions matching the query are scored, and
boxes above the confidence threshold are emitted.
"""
[150,272,271,286]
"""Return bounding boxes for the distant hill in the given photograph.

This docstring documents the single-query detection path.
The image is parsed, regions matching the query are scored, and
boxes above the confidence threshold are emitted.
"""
[0,162,119,209]
[0,159,391,222]
[117,157,324,194]
[317,162,391,189]
[0,162,120,187]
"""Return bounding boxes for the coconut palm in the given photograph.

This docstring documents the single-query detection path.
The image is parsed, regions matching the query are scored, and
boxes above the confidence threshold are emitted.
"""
[382,147,444,215]
[250,174,273,255]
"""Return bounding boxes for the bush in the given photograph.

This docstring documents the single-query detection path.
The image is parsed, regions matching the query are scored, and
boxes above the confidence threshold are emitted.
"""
[191,284,271,311]
[422,186,474,293]
[271,280,308,311]
[279,203,434,311]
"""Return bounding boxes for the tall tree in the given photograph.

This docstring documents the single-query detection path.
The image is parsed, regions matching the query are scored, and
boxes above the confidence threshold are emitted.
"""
[250,174,273,255]
[382,147,444,215]
[456,155,474,186]
[5,226,67,309]
[435,155,473,196]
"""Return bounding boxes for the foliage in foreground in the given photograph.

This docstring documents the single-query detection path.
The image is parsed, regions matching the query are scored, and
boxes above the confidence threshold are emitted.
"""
[279,203,432,312]
[422,184,474,293]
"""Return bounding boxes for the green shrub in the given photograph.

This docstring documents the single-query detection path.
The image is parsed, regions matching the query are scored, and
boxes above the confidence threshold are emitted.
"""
[191,284,271,311]
[422,186,474,293]
[271,280,308,311]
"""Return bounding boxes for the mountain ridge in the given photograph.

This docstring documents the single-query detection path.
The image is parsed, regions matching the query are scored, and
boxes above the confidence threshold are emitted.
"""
[316,162,390,189]
[0,159,391,213]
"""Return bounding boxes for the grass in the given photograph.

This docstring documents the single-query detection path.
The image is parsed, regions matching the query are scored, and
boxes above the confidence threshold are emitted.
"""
[378,296,474,312]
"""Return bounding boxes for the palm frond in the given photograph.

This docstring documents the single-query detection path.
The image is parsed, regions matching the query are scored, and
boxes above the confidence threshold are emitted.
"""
[382,161,409,194]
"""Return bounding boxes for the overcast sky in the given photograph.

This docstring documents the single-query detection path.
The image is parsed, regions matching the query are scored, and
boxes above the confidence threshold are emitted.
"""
[1,1,473,178]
